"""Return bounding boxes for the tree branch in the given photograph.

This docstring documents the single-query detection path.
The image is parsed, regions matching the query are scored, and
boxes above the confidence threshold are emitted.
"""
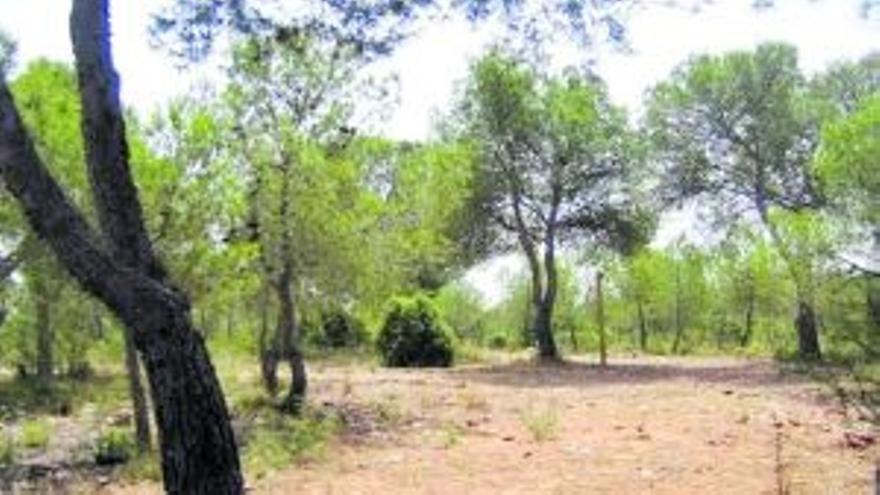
[70,0,167,281]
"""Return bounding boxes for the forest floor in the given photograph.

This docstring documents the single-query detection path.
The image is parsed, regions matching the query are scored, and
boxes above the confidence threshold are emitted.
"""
[3,353,879,494]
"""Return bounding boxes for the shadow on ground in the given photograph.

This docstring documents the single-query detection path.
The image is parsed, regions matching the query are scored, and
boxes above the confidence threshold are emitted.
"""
[449,357,810,390]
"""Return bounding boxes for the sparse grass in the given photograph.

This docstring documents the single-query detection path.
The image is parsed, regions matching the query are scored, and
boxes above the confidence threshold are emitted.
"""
[19,418,51,449]
[118,452,162,483]
[94,427,135,465]
[458,389,490,412]
[0,433,16,465]
[367,396,405,428]
[440,421,463,449]
[520,407,559,443]
[243,408,342,480]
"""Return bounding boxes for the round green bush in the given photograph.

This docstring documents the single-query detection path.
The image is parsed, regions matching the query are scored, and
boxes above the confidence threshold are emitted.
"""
[321,308,366,348]
[304,307,366,349]
[376,295,454,367]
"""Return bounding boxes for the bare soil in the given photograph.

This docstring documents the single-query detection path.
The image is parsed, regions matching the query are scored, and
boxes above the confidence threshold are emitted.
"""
[112,355,878,494]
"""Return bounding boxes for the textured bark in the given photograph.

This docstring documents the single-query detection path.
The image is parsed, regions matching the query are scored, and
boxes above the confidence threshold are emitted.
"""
[513,195,559,361]
[258,282,279,396]
[275,265,307,414]
[0,1,243,491]
[795,300,821,361]
[123,325,151,452]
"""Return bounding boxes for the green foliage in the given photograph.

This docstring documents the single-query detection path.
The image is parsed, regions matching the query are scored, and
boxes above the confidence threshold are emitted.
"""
[816,94,880,227]
[94,428,135,466]
[520,407,559,442]
[0,434,16,465]
[311,307,367,349]
[19,418,51,449]
[434,282,486,342]
[243,410,341,480]
[376,295,455,367]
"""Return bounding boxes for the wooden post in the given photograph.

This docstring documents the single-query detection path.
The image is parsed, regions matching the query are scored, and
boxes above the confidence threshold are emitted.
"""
[596,271,607,368]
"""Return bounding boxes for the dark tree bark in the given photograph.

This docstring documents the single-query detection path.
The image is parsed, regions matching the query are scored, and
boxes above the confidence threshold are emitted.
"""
[259,281,279,396]
[275,262,307,414]
[512,194,559,361]
[795,299,821,360]
[636,298,648,351]
[123,325,151,452]
[740,277,755,348]
[0,1,243,491]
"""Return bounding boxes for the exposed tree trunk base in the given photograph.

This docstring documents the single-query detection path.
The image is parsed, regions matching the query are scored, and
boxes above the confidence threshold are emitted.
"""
[795,300,821,361]
[533,302,559,362]
[137,321,243,494]
[260,348,280,397]
[280,351,307,415]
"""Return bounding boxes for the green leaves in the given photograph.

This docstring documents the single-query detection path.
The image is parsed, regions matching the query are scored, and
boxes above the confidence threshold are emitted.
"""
[816,94,880,226]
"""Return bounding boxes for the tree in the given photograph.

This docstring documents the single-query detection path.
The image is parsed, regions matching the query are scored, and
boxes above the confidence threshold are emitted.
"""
[647,43,829,360]
[224,31,382,412]
[457,51,650,360]
[0,0,242,492]
[816,93,880,326]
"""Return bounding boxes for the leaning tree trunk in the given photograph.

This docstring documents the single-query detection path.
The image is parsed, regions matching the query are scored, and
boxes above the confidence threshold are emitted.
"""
[0,1,244,490]
[795,299,821,360]
[123,325,151,452]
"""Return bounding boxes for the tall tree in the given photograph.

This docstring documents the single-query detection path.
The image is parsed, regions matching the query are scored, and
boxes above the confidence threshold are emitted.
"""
[457,52,650,360]
[225,31,386,411]
[647,43,827,359]
[0,0,242,492]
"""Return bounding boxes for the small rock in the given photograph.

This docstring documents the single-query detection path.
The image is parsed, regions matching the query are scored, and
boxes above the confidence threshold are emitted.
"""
[502,435,515,442]
[843,431,876,450]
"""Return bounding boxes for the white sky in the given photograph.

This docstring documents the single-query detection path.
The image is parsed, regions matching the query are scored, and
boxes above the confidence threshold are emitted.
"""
[0,0,877,305]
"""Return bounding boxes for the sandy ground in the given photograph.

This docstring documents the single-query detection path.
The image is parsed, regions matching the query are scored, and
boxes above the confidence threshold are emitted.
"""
[108,355,879,495]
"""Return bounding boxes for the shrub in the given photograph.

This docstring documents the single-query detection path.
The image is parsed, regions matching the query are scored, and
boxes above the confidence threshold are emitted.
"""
[94,428,134,465]
[376,295,454,367]
[19,419,51,449]
[0,435,16,465]
[319,308,366,348]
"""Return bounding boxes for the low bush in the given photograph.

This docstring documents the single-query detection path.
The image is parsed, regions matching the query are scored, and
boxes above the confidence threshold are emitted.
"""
[94,428,134,465]
[19,419,51,449]
[376,295,454,367]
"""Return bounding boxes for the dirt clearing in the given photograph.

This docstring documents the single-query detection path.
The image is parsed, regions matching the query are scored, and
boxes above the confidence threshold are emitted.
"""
[109,355,878,494]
